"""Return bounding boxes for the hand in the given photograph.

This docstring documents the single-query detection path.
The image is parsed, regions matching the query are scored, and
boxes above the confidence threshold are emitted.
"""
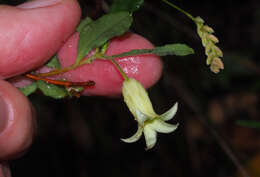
[0,0,81,176]
[0,0,163,176]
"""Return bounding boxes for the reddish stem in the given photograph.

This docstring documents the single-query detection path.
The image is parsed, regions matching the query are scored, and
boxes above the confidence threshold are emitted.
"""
[25,73,95,87]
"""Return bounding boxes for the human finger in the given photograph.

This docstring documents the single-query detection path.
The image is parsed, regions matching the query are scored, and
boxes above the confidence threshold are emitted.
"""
[0,80,35,160]
[0,0,81,79]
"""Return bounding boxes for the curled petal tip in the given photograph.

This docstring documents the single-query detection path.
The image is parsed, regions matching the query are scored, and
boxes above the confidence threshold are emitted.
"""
[152,120,179,133]
[161,102,178,121]
[121,126,143,143]
[144,127,157,150]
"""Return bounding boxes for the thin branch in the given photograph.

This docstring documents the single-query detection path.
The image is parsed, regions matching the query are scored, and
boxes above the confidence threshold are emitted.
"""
[26,74,95,87]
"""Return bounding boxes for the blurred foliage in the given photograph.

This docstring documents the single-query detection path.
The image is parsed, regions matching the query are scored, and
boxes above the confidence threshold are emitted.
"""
[1,0,260,177]
[236,120,260,129]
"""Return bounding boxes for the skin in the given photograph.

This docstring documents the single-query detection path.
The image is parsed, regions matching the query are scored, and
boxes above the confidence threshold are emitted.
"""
[58,32,163,96]
[0,80,35,160]
[0,0,163,176]
[0,0,81,176]
[0,0,81,79]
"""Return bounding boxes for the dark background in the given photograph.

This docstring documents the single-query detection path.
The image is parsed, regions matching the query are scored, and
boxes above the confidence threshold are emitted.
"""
[1,0,260,177]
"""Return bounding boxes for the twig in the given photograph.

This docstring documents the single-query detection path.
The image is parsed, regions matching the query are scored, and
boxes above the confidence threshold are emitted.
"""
[25,74,95,87]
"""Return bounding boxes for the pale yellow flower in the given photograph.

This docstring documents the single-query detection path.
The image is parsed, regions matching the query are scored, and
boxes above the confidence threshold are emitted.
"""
[121,78,179,149]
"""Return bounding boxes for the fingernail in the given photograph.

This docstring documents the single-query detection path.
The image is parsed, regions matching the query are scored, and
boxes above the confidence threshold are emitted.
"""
[0,163,11,177]
[0,96,9,134]
[17,0,62,9]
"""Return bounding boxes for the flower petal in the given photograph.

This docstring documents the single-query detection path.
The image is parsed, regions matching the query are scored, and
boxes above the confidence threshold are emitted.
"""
[122,78,157,118]
[136,109,150,125]
[160,102,178,121]
[121,125,143,143]
[151,120,179,133]
[143,125,157,150]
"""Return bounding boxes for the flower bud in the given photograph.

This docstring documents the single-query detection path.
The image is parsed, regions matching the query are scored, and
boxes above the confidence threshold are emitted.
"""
[213,46,223,57]
[195,16,204,24]
[210,57,224,73]
[208,34,219,43]
[202,25,214,33]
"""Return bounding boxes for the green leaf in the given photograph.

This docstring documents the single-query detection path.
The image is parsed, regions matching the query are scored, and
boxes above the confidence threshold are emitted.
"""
[76,12,133,65]
[154,44,194,56]
[37,80,68,99]
[19,82,37,96]
[236,120,260,129]
[110,0,144,13]
[46,55,61,69]
[111,43,194,58]
[76,17,93,32]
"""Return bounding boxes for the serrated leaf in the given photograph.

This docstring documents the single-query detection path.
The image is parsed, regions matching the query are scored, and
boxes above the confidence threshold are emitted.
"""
[19,82,37,96]
[37,80,68,99]
[76,12,133,65]
[110,0,144,13]
[76,17,93,32]
[236,120,260,129]
[46,55,61,69]
[111,43,194,58]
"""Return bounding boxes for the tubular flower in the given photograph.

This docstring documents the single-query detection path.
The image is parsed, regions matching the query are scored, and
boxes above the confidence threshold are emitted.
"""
[121,78,179,150]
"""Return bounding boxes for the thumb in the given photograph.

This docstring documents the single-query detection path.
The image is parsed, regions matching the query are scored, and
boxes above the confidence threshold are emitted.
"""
[0,0,81,79]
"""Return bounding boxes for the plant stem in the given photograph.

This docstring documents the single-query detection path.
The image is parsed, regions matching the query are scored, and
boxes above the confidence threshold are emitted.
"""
[38,65,75,77]
[109,58,129,80]
[162,0,195,21]
[95,53,129,80]
[38,55,96,77]
[26,73,95,87]
[38,50,128,82]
